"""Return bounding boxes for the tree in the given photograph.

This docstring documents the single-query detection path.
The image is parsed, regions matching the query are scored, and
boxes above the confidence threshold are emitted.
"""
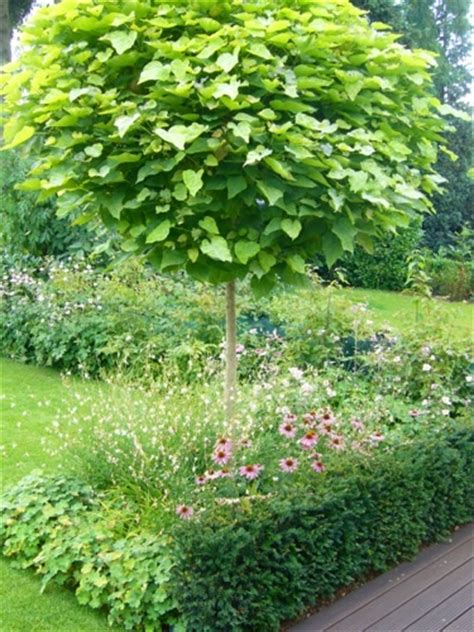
[0,0,462,420]
[0,0,36,64]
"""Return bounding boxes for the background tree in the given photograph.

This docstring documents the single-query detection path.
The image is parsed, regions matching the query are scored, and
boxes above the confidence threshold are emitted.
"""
[1,0,461,420]
[0,0,36,63]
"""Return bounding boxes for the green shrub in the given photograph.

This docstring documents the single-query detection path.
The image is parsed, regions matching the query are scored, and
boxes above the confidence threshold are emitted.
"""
[172,427,474,631]
[425,227,474,301]
[0,473,183,631]
[341,222,422,291]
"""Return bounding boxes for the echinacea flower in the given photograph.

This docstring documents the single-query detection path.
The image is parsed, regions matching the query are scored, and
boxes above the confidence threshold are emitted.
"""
[370,431,384,443]
[218,468,232,478]
[206,469,220,480]
[240,438,253,449]
[302,411,317,426]
[279,457,299,473]
[213,449,231,465]
[195,475,207,486]
[279,422,296,438]
[311,460,326,473]
[239,464,263,480]
[215,437,232,452]
[351,418,364,432]
[328,434,345,450]
[283,412,297,423]
[176,505,194,520]
[300,430,319,449]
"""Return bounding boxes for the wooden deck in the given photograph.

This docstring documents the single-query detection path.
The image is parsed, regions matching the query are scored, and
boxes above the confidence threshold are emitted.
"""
[291,523,473,632]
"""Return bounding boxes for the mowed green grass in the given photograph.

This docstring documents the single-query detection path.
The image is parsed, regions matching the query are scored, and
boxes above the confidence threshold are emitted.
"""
[0,359,115,632]
[339,288,473,343]
[0,291,472,630]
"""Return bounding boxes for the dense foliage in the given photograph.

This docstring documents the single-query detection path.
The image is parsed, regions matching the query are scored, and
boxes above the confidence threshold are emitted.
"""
[341,221,421,291]
[1,0,461,294]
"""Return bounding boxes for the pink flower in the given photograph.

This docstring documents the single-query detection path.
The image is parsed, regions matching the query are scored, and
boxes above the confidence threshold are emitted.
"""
[236,344,245,354]
[370,431,384,443]
[300,430,319,449]
[302,411,317,426]
[195,475,207,486]
[218,468,232,478]
[176,505,194,520]
[351,418,364,432]
[239,464,264,480]
[206,469,220,480]
[279,422,296,438]
[240,438,253,449]
[329,434,345,450]
[409,409,420,417]
[311,460,326,473]
[215,437,232,452]
[318,409,334,423]
[283,412,297,423]
[213,449,231,465]
[279,457,299,473]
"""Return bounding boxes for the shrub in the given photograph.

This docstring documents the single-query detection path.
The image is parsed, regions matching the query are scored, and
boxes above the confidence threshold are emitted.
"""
[0,472,184,631]
[172,426,474,631]
[425,227,474,300]
[340,222,422,291]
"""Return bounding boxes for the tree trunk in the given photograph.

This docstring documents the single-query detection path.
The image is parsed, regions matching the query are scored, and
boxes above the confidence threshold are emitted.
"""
[225,280,237,424]
[0,0,11,64]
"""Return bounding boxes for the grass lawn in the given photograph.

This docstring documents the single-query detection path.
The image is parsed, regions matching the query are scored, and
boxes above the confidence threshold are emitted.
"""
[339,288,473,342]
[0,359,114,632]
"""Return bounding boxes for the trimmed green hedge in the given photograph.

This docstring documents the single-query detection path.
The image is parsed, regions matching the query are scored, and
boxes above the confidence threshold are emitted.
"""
[1,427,473,631]
[172,427,474,631]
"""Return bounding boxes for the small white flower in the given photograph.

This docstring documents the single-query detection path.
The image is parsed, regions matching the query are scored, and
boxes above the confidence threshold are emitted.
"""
[442,409,450,416]
[441,396,451,406]
[422,363,432,372]
[288,367,304,381]
[466,375,473,383]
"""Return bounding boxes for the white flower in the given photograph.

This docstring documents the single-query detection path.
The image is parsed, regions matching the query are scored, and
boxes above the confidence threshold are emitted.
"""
[441,396,451,406]
[288,367,304,381]
[326,387,336,398]
[422,363,432,372]
[442,409,450,416]
[301,382,314,395]
[466,375,473,383]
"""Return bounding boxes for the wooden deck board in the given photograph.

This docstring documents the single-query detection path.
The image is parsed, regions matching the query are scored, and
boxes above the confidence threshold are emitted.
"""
[442,608,473,631]
[290,524,473,632]
[404,584,473,632]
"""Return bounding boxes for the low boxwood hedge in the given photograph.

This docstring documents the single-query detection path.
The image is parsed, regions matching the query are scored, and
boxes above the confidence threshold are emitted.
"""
[1,427,472,631]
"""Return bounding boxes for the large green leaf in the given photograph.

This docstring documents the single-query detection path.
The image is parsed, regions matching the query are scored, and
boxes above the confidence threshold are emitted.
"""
[183,169,204,196]
[235,240,260,264]
[154,124,206,151]
[138,61,170,84]
[114,113,140,138]
[200,236,232,262]
[227,176,247,200]
[103,31,137,55]
[281,219,302,240]
[146,220,171,243]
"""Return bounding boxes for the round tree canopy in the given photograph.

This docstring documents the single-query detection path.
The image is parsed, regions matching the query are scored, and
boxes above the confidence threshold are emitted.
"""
[1,0,464,294]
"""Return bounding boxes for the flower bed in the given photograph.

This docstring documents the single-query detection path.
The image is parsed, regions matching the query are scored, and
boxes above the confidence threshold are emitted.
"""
[2,425,472,631]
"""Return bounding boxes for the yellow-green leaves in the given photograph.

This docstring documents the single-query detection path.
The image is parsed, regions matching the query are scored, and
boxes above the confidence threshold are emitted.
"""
[200,237,232,262]
[182,169,204,197]
[154,124,206,151]
[3,126,35,150]
[102,30,137,55]
[138,61,170,84]
[235,240,260,264]
[146,220,171,243]
[281,219,302,240]
[114,113,140,138]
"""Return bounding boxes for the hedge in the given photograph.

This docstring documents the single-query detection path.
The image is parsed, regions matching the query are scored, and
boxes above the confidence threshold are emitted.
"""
[172,427,474,631]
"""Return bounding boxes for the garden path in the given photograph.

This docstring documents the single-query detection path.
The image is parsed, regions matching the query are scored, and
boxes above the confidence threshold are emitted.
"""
[291,523,473,632]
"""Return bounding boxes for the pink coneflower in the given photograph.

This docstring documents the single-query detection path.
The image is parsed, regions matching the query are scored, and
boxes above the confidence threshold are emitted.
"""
[370,431,384,443]
[239,464,263,480]
[311,460,326,473]
[329,434,345,450]
[300,430,319,449]
[176,505,194,520]
[218,468,232,478]
[309,451,323,460]
[236,344,246,354]
[409,409,420,417]
[279,422,296,438]
[215,437,232,452]
[206,469,220,480]
[351,418,365,432]
[318,409,334,422]
[279,457,299,473]
[213,449,231,465]
[284,412,297,422]
[302,411,317,426]
[240,438,253,449]
[195,475,207,486]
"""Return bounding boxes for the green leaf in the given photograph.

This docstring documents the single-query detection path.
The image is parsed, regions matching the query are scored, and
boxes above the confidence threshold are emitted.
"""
[227,176,247,200]
[251,274,276,299]
[287,254,306,274]
[281,218,302,240]
[3,126,35,150]
[263,217,281,235]
[138,61,170,84]
[332,216,357,252]
[84,143,103,158]
[244,145,272,166]
[349,171,369,193]
[230,121,251,143]
[323,232,344,267]
[182,169,204,196]
[248,43,273,60]
[257,181,284,206]
[172,183,187,201]
[146,220,171,243]
[103,30,137,55]
[187,247,199,262]
[161,250,187,270]
[154,124,206,151]
[199,216,219,235]
[200,236,232,262]
[114,113,140,138]
[258,251,277,273]
[216,50,239,73]
[235,240,260,264]
[263,157,294,181]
